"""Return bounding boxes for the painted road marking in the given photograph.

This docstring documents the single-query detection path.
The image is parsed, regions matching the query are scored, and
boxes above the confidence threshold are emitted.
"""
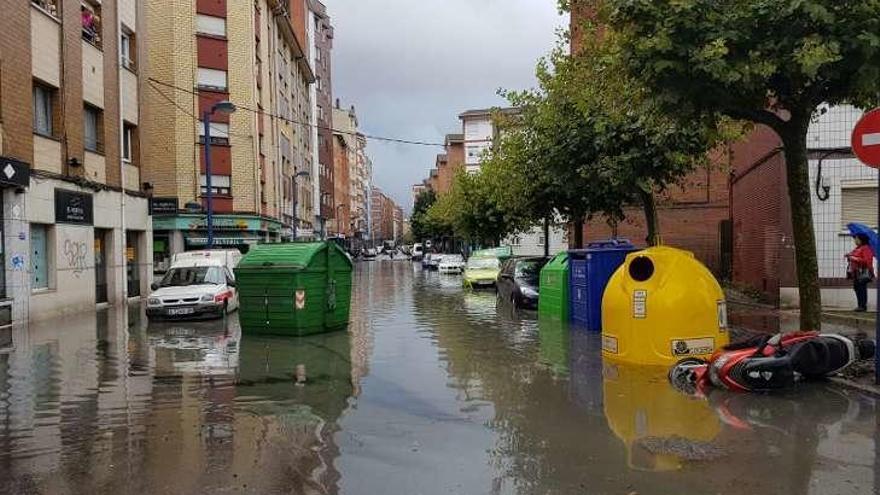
[863,133,880,147]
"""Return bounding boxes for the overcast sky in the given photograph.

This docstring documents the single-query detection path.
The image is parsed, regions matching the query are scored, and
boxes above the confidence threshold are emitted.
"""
[330,0,567,213]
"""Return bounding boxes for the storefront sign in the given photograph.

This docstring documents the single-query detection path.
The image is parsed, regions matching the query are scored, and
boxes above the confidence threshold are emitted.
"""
[54,189,93,225]
[0,157,30,189]
[153,214,283,233]
[185,236,263,247]
[149,197,179,215]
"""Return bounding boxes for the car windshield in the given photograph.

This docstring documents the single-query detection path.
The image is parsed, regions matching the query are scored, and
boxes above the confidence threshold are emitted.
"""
[158,266,226,287]
[443,255,463,263]
[515,260,544,284]
[467,257,499,269]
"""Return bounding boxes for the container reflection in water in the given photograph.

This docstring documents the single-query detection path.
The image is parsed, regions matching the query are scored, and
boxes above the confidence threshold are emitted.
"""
[538,316,570,376]
[602,362,721,471]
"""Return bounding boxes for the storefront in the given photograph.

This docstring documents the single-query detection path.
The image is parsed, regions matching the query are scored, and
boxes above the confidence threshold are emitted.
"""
[151,209,283,273]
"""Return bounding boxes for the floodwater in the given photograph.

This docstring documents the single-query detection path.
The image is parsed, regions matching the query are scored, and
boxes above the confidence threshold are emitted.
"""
[1,261,878,494]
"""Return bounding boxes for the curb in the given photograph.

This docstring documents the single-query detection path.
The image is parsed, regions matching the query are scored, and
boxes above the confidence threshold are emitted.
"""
[828,376,880,397]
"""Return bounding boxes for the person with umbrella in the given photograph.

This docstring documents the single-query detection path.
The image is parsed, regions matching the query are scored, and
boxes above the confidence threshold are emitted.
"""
[846,232,875,312]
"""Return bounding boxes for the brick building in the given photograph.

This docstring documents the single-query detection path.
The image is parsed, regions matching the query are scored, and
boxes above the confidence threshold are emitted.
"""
[0,0,153,324]
[308,0,334,237]
[144,0,316,267]
[731,106,873,309]
[331,102,357,237]
[369,187,404,245]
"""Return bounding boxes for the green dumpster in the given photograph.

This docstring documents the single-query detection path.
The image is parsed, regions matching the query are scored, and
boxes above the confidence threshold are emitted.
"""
[234,242,353,336]
[538,251,569,320]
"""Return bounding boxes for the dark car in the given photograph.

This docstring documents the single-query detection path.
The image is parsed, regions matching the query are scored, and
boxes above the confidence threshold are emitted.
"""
[497,256,549,309]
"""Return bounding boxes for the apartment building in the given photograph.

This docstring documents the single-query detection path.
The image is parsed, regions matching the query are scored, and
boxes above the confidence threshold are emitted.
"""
[353,132,371,239]
[308,0,334,237]
[369,187,403,245]
[143,0,316,268]
[331,103,357,238]
[0,0,153,324]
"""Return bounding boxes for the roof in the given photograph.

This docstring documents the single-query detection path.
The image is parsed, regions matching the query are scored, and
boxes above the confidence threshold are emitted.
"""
[436,154,448,163]
[237,242,351,269]
[458,107,521,120]
[445,134,464,144]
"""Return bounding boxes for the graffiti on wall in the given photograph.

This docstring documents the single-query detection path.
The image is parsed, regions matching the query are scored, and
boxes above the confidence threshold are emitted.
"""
[63,239,89,277]
[10,254,25,271]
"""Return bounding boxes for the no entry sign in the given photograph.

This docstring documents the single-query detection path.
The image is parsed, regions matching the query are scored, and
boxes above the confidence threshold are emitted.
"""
[852,108,880,167]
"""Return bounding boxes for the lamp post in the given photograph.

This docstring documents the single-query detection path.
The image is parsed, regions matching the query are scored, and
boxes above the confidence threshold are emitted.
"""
[292,170,310,241]
[203,100,236,249]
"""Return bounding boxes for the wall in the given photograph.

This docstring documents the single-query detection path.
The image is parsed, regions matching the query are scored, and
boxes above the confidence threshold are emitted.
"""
[21,178,152,321]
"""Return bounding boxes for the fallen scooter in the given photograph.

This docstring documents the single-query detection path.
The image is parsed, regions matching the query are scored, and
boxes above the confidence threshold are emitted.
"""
[669,331,875,395]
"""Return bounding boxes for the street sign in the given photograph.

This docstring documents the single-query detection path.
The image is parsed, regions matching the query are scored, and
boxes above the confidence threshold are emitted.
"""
[851,107,880,385]
[852,108,880,167]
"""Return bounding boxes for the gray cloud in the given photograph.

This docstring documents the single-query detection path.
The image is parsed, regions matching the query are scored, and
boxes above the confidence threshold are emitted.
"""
[330,0,566,213]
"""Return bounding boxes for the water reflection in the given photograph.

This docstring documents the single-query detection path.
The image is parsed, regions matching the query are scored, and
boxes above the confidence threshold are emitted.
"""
[0,265,877,495]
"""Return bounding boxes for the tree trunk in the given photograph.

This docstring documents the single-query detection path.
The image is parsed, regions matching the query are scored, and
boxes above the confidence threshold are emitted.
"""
[639,189,661,246]
[780,118,822,331]
[543,216,550,257]
[572,214,584,249]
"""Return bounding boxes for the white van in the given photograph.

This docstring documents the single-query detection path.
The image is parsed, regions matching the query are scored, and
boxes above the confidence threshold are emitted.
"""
[147,250,242,320]
[412,243,424,261]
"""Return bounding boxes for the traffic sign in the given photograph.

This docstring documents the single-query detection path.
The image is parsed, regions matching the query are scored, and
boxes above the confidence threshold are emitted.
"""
[852,108,880,167]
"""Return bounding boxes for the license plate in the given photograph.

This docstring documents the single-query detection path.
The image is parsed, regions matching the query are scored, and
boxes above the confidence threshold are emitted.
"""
[167,307,195,316]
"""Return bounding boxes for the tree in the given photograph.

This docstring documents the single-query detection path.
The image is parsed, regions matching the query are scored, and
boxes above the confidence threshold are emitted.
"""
[600,0,880,330]
[493,38,724,248]
[410,190,437,243]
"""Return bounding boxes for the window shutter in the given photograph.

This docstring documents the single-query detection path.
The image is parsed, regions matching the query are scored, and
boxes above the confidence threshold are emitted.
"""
[842,187,878,228]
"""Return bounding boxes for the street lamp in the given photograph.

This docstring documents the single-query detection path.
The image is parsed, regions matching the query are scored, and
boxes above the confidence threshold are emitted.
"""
[292,170,310,241]
[203,100,236,249]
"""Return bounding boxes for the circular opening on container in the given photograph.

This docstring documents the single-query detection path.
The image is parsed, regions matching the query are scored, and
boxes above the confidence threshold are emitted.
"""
[629,256,654,282]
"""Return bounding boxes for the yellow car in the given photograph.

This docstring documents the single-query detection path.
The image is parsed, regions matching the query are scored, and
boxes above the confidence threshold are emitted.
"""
[463,256,501,288]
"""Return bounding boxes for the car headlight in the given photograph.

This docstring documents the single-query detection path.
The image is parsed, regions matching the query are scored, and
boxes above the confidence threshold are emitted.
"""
[521,287,538,297]
[201,294,215,302]
[148,298,161,306]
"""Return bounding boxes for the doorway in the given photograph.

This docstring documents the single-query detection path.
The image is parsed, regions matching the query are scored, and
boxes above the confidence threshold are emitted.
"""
[95,229,109,303]
[126,231,140,297]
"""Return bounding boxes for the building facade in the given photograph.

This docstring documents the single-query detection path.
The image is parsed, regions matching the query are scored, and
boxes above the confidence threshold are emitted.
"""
[0,0,153,324]
[369,187,403,245]
[143,0,316,268]
[331,102,357,238]
[731,105,875,310]
[308,0,334,238]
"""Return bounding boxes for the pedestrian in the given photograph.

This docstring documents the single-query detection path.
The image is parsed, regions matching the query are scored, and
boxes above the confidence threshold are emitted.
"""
[846,233,875,312]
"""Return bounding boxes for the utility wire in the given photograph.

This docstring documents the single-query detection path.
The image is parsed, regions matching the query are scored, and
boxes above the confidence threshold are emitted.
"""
[148,80,251,139]
[148,77,447,147]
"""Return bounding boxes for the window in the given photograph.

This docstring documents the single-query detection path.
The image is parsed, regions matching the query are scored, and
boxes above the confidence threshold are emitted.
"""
[81,2,102,47]
[200,174,231,196]
[83,105,103,152]
[122,122,135,162]
[32,0,60,18]
[198,121,229,145]
[120,29,136,71]
[317,105,324,122]
[33,83,55,136]
[197,67,228,90]
[196,14,226,37]
[842,187,877,228]
[31,224,50,290]
[316,77,322,91]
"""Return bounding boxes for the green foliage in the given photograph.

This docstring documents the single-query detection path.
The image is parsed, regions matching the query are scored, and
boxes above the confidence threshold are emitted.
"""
[410,190,438,242]
[600,0,880,329]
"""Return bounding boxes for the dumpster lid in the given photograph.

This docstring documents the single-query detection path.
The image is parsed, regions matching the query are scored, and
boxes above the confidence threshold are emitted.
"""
[237,242,351,269]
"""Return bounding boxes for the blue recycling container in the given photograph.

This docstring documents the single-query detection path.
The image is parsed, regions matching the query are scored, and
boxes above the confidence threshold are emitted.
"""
[569,239,638,331]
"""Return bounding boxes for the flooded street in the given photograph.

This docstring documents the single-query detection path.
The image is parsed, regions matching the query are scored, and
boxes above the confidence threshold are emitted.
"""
[1,261,879,494]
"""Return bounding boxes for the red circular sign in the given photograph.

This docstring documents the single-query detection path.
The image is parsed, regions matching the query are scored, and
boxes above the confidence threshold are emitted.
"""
[852,108,880,168]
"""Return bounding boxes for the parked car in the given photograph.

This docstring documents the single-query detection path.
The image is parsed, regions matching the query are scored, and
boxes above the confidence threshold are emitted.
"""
[147,261,239,320]
[412,243,424,261]
[463,256,502,288]
[438,254,465,274]
[421,252,432,270]
[427,254,442,270]
[364,248,378,259]
[497,256,549,309]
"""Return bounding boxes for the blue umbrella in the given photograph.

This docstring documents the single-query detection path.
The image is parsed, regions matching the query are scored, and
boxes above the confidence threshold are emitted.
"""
[846,223,880,261]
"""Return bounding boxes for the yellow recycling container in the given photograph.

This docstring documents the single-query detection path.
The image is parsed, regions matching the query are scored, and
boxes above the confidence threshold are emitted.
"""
[601,246,728,366]
[603,362,720,471]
